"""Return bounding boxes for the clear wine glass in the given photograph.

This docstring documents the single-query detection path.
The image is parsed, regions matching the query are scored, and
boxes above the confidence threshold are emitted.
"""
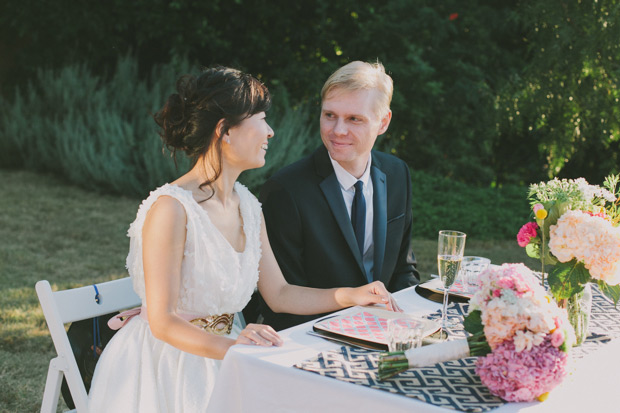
[437,230,466,338]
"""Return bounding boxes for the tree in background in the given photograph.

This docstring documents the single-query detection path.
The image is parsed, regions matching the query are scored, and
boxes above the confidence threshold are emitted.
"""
[497,0,620,184]
[0,0,618,185]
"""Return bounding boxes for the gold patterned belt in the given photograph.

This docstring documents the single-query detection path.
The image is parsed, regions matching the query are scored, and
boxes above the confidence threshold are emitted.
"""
[190,313,235,335]
[108,307,235,336]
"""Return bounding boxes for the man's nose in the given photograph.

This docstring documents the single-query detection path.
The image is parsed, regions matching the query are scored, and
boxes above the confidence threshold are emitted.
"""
[333,118,347,136]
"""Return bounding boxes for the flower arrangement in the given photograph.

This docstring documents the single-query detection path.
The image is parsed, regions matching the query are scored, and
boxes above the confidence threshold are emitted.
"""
[517,175,620,306]
[469,264,574,402]
[379,264,574,402]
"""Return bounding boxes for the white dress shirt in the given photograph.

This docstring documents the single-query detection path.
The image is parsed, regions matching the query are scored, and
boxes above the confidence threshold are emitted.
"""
[329,154,375,281]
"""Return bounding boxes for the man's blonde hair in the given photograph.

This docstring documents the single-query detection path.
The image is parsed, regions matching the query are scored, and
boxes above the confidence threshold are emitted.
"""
[321,60,393,117]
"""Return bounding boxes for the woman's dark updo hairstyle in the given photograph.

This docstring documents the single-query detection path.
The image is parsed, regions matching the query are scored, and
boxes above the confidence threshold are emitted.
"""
[154,66,271,197]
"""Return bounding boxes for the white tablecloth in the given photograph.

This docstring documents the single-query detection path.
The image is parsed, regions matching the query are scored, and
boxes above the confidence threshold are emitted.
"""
[207,286,620,413]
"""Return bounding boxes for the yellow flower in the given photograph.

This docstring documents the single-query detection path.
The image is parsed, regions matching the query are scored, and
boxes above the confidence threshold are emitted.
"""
[535,209,548,220]
[537,392,550,402]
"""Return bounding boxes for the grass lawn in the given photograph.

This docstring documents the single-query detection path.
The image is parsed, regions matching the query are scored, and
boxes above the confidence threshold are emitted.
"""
[0,169,538,412]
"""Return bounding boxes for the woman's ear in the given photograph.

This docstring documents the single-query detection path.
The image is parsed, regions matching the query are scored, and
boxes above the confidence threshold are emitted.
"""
[215,118,230,143]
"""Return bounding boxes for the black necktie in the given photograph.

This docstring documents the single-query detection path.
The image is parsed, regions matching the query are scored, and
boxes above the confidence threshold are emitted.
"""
[351,180,366,256]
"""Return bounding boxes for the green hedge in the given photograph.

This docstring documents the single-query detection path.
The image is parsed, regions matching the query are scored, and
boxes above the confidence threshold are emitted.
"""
[0,55,317,197]
[411,171,529,240]
[0,57,186,195]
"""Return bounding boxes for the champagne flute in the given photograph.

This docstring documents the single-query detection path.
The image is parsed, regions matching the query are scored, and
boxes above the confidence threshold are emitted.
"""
[437,230,466,338]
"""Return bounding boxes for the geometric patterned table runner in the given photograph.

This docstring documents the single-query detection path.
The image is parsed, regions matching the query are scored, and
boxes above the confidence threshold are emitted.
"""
[295,284,620,412]
[295,347,505,412]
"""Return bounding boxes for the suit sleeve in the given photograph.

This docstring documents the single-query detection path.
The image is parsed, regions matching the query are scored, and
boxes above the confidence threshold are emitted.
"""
[259,177,325,329]
[387,162,420,292]
[259,178,309,287]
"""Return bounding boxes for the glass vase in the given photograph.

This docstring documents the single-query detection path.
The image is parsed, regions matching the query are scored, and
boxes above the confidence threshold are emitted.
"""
[565,283,592,346]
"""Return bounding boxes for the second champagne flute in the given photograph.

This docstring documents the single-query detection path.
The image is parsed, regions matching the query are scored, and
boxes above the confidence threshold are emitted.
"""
[437,230,466,337]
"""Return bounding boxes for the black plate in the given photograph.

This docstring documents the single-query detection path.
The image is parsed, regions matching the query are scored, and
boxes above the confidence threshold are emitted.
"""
[415,284,470,304]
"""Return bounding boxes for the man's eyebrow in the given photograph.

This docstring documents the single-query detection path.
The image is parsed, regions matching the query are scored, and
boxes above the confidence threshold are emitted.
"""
[322,109,365,117]
[348,113,366,119]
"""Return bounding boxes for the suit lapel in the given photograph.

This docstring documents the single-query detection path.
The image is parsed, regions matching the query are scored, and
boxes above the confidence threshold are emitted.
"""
[371,155,387,282]
[314,147,366,275]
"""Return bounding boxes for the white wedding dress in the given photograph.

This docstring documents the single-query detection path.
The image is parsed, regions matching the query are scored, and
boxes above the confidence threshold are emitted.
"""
[88,182,262,412]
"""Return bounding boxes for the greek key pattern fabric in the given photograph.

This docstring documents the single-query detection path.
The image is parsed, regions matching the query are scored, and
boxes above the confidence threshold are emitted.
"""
[588,284,620,336]
[295,346,504,412]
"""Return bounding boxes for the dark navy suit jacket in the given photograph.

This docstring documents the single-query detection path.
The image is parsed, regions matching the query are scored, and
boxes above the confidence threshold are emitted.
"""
[258,145,419,331]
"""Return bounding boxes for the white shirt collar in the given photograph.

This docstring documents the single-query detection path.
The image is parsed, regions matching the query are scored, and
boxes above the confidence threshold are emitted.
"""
[328,153,372,191]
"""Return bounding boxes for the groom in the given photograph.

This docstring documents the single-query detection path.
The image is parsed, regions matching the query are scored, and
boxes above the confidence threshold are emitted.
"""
[259,61,420,331]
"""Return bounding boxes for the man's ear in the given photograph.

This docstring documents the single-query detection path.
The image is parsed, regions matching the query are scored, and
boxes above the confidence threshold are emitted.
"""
[377,110,392,135]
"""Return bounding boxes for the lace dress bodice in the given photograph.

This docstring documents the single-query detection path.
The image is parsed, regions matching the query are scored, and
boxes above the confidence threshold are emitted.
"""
[125,182,262,316]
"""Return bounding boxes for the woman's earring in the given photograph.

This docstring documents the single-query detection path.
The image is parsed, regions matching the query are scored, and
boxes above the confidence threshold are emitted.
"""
[224,136,231,144]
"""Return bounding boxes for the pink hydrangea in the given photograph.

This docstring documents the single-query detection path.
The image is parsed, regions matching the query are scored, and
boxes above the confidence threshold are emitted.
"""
[469,264,573,350]
[517,222,539,247]
[476,336,568,402]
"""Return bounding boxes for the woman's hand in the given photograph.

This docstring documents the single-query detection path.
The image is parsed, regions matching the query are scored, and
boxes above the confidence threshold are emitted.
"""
[346,281,403,312]
[235,323,283,347]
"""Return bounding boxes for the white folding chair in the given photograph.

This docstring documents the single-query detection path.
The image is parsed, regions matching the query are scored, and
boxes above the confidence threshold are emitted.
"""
[36,278,141,413]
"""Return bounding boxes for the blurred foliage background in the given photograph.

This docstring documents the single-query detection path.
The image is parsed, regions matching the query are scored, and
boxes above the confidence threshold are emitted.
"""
[0,0,619,235]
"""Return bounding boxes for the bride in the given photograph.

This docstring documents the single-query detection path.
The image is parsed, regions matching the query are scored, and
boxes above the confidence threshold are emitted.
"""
[88,66,400,412]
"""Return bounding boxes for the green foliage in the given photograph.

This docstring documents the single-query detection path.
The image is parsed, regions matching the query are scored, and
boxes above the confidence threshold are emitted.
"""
[0,0,524,186]
[0,56,190,196]
[463,310,484,335]
[524,238,558,266]
[2,0,618,184]
[411,170,529,240]
[549,259,619,306]
[603,174,620,224]
[597,281,620,307]
[525,241,540,259]
[548,259,590,300]
[463,311,492,357]
[379,1,524,185]
[0,55,317,196]
[500,0,620,183]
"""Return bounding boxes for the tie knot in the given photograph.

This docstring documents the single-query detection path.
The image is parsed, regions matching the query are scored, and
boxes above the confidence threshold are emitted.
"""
[354,180,364,192]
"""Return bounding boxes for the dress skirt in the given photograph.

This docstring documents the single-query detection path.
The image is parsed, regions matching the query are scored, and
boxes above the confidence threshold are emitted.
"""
[88,316,241,413]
